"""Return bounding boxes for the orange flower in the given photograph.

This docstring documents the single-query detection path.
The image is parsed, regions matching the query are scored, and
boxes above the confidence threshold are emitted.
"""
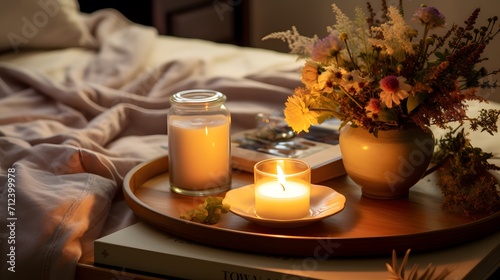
[301,61,320,88]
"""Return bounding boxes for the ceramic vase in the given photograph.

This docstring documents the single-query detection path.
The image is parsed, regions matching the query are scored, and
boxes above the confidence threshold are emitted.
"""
[339,124,434,199]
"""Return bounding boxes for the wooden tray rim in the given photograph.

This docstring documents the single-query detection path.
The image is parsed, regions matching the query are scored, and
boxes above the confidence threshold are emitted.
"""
[123,155,500,257]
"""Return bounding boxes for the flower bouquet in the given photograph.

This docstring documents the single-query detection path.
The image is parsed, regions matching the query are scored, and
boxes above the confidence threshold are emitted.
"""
[264,1,499,134]
[264,2,499,135]
[264,1,500,209]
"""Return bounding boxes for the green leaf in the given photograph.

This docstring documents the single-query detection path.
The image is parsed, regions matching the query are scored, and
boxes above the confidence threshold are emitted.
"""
[435,51,446,61]
[407,92,426,113]
[378,108,398,122]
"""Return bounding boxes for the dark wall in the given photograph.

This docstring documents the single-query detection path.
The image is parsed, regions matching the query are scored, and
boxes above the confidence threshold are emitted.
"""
[78,0,153,26]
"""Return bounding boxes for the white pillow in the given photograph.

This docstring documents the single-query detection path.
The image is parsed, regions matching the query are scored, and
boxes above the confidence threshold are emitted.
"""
[0,0,96,53]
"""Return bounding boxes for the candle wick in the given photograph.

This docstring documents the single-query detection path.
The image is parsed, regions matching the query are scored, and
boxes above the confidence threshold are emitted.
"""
[279,183,286,191]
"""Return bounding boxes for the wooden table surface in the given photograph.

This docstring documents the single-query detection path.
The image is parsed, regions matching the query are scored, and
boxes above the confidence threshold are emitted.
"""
[77,155,500,279]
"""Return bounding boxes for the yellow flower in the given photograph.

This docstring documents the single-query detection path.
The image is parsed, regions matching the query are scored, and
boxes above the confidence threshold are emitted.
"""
[284,93,320,133]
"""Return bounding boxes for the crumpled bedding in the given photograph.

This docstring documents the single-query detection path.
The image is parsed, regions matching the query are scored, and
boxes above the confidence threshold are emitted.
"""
[0,9,302,280]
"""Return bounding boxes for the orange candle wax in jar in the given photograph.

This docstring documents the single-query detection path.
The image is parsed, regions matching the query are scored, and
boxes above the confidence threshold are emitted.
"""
[168,90,231,196]
[254,159,311,220]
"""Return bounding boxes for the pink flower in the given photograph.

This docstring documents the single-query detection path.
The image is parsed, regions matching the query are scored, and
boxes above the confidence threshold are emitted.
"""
[365,98,381,118]
[311,33,345,64]
[379,75,411,108]
[413,5,445,29]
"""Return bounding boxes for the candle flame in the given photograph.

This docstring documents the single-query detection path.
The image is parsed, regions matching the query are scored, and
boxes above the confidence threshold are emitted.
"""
[277,165,286,191]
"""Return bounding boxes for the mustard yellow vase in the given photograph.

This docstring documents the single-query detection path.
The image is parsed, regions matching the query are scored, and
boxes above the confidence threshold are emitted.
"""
[339,125,434,199]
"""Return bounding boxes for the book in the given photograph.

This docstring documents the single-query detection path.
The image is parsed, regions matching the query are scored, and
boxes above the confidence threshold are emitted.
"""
[94,222,313,279]
[93,222,500,280]
[231,125,345,184]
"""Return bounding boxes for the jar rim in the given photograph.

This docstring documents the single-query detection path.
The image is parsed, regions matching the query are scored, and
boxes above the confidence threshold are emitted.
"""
[170,89,226,105]
[254,158,311,178]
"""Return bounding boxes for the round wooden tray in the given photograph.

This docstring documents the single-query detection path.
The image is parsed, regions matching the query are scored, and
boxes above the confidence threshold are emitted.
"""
[123,155,500,257]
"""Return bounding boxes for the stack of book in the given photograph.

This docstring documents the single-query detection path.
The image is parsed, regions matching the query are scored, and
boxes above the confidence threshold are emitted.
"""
[94,222,320,279]
[94,222,500,279]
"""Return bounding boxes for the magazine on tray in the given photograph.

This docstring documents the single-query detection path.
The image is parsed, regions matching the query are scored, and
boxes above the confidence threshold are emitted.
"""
[231,118,345,183]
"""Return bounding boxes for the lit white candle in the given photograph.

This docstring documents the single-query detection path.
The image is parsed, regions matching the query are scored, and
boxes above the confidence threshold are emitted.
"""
[255,165,310,220]
[168,115,230,191]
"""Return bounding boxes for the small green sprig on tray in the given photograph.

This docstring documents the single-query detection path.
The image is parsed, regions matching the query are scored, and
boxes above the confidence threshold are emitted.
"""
[180,196,230,225]
[432,125,500,216]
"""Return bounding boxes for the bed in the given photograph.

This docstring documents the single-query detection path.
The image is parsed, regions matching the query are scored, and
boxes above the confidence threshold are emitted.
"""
[0,2,499,280]
[0,3,303,279]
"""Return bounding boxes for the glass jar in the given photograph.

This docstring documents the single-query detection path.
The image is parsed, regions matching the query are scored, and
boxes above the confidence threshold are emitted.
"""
[168,89,231,196]
[254,158,311,219]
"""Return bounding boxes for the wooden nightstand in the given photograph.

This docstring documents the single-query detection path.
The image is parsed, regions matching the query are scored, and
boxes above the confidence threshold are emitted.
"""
[151,0,249,46]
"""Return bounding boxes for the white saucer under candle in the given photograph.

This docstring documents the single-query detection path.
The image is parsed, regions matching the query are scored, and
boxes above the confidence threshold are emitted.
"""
[223,184,345,228]
[254,158,311,220]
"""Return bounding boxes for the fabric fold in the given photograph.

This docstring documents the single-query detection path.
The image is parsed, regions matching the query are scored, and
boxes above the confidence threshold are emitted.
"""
[0,7,301,280]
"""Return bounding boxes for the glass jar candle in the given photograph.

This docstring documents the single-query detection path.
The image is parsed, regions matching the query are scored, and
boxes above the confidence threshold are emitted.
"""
[254,158,311,220]
[168,89,231,196]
